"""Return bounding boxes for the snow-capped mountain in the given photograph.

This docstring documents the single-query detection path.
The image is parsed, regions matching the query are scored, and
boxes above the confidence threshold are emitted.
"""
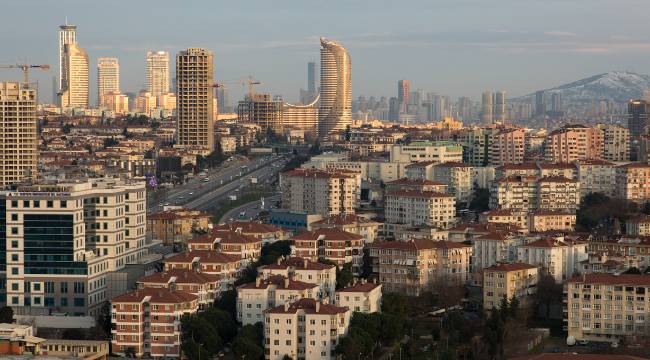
[519,71,650,103]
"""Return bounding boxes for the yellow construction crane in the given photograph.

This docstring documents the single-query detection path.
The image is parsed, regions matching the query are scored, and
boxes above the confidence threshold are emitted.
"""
[213,76,262,98]
[246,76,261,98]
[0,64,50,84]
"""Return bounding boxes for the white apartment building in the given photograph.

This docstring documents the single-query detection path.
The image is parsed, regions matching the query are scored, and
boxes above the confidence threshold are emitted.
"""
[237,275,319,325]
[280,168,360,217]
[385,190,456,229]
[264,298,350,360]
[389,141,463,163]
[433,162,473,204]
[472,231,525,272]
[575,159,617,198]
[259,257,337,300]
[490,176,580,214]
[335,281,381,313]
[517,238,588,283]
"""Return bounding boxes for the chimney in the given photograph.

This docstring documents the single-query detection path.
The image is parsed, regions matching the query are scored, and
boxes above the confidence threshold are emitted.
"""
[284,301,290,312]
[236,227,243,234]
[256,277,261,287]
[284,277,290,288]
[303,258,308,269]
[277,257,282,265]
[315,301,320,313]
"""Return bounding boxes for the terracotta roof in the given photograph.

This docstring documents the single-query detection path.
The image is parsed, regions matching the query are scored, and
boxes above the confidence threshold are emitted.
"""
[523,238,568,248]
[482,208,516,217]
[237,275,318,291]
[372,239,468,251]
[498,163,537,171]
[616,162,650,169]
[575,159,615,166]
[484,263,538,272]
[537,162,575,169]
[259,257,335,271]
[311,213,381,226]
[266,298,348,315]
[148,209,211,220]
[404,160,439,168]
[337,282,381,293]
[567,273,650,286]
[538,176,578,183]
[282,168,357,179]
[212,221,284,233]
[433,161,472,168]
[137,268,220,285]
[386,190,453,199]
[111,287,198,304]
[474,231,513,241]
[386,178,446,186]
[164,250,240,264]
[531,210,576,216]
[292,228,363,241]
[511,354,647,360]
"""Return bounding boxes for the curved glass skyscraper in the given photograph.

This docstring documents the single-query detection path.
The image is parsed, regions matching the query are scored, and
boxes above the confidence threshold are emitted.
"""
[318,37,351,137]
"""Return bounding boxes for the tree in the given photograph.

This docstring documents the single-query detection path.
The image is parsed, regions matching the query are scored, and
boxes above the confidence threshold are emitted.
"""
[624,267,642,274]
[214,289,237,317]
[336,263,354,289]
[62,328,86,340]
[535,274,563,320]
[468,188,490,212]
[429,276,465,311]
[382,293,407,317]
[0,306,13,323]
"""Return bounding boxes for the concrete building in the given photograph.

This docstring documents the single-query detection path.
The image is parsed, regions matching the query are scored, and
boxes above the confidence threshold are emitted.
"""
[397,80,409,113]
[3,178,148,316]
[136,268,221,310]
[135,90,157,116]
[97,58,119,108]
[517,238,588,283]
[264,298,350,360]
[212,221,289,244]
[479,209,527,230]
[490,176,580,214]
[0,82,38,187]
[237,275,319,325]
[319,38,351,137]
[335,281,381,313]
[494,91,506,123]
[291,228,364,274]
[176,48,214,154]
[280,168,359,217]
[258,257,336,300]
[385,190,456,229]
[104,91,130,114]
[528,211,576,232]
[627,99,649,138]
[58,23,77,95]
[146,51,170,97]
[188,229,262,267]
[566,274,650,343]
[488,128,525,166]
[472,231,524,271]
[481,90,493,124]
[163,250,241,294]
[390,141,463,164]
[626,215,650,236]
[310,214,381,244]
[61,43,89,108]
[544,125,604,163]
[483,262,538,310]
[615,163,650,203]
[596,124,629,162]
[433,162,473,204]
[575,160,616,198]
[111,287,198,358]
[369,240,472,296]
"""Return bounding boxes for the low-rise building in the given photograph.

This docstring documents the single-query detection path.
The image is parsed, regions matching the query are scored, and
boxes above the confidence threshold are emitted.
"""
[146,209,211,246]
[626,215,650,236]
[188,230,262,266]
[528,211,576,232]
[310,214,382,244]
[136,268,221,310]
[385,190,456,229]
[111,287,199,358]
[575,159,617,198]
[472,231,525,271]
[517,238,588,283]
[212,221,289,243]
[237,275,319,325]
[482,263,538,310]
[163,250,241,294]
[291,228,364,274]
[479,208,527,230]
[259,257,337,299]
[615,163,650,203]
[264,298,351,360]
[335,281,382,313]
[433,162,473,204]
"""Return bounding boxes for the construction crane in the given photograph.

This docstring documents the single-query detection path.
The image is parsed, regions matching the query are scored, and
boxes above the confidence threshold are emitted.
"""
[0,64,50,84]
[212,76,262,99]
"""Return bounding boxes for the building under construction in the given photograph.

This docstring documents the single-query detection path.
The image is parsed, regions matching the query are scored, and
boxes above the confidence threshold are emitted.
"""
[237,93,319,137]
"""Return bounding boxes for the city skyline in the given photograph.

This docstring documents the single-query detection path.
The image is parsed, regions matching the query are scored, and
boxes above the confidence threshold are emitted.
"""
[2,0,649,104]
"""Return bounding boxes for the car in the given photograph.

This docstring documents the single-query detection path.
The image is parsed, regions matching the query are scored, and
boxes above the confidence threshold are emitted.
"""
[188,192,194,195]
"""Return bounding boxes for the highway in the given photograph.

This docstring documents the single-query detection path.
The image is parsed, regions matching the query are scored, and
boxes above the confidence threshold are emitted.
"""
[219,193,281,223]
[147,154,288,213]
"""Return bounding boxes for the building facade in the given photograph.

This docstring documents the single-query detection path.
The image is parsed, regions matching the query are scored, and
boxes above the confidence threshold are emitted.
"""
[318,38,351,137]
[146,51,170,97]
[61,43,89,108]
[97,58,120,108]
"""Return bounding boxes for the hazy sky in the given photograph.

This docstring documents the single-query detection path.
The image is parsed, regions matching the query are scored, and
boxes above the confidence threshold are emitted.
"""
[2,0,649,104]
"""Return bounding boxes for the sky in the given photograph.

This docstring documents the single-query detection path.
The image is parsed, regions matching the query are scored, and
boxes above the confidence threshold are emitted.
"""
[1,0,650,105]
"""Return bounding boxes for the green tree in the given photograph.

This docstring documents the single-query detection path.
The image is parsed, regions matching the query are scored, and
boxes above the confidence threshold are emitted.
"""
[382,293,407,317]
[214,289,237,317]
[535,274,563,320]
[468,188,490,212]
[335,327,374,359]
[232,336,264,360]
[0,306,13,323]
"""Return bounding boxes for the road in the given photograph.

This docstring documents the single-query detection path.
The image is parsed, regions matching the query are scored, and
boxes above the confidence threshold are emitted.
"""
[147,154,287,213]
[219,194,281,223]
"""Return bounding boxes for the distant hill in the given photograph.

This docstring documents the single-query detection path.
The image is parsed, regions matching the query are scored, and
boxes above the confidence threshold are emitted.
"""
[516,71,650,103]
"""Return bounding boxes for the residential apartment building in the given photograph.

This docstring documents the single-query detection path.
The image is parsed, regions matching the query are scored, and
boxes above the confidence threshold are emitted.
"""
[146,51,170,97]
[163,250,241,294]
[136,268,221,310]
[575,160,617,198]
[264,298,351,360]
[291,228,364,275]
[385,190,456,229]
[111,287,199,358]
[258,257,336,300]
[626,215,650,236]
[537,177,581,212]
[212,221,289,244]
[517,238,588,283]
[587,236,650,270]
[615,163,650,203]
[596,124,629,162]
[483,263,538,310]
[472,231,525,271]
[0,82,38,187]
[3,178,147,316]
[487,127,525,166]
[335,281,382,313]
[528,211,576,232]
[237,275,319,325]
[433,162,473,204]
[146,209,211,246]
[565,274,650,343]
[369,240,472,296]
[385,178,447,193]
[188,230,262,266]
[310,214,382,244]
[544,125,604,163]
[490,176,580,214]
[479,209,527,230]
[280,168,359,217]
[389,141,463,163]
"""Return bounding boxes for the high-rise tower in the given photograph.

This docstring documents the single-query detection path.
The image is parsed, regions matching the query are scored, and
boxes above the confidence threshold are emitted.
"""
[97,58,120,107]
[535,90,546,116]
[176,48,214,153]
[147,51,170,97]
[494,91,506,123]
[481,91,493,124]
[397,80,410,113]
[58,22,77,93]
[308,61,317,94]
[318,37,351,137]
[628,99,650,137]
[61,43,89,108]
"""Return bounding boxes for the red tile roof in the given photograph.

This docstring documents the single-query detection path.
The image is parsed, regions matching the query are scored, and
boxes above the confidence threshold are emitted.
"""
[148,209,211,220]
[372,239,469,251]
[212,221,284,234]
[291,228,363,241]
[111,287,198,304]
[537,162,575,169]
[538,176,578,183]
[337,282,381,293]
[266,298,348,315]
[259,257,335,271]
[311,213,380,226]
[434,161,472,168]
[137,268,220,285]
[386,190,453,199]
[237,275,318,291]
[567,273,650,286]
[386,178,445,186]
[523,238,568,248]
[164,250,241,264]
[484,262,538,272]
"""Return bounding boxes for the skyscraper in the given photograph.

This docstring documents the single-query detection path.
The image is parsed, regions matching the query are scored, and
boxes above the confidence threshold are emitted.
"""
[318,37,351,137]
[397,80,410,113]
[147,51,170,97]
[481,91,493,124]
[550,93,562,113]
[176,48,214,153]
[535,90,546,116]
[628,99,649,137]
[457,97,472,122]
[308,61,317,94]
[58,22,77,93]
[494,91,506,123]
[97,58,120,107]
[217,87,229,113]
[60,43,89,108]
[0,82,38,186]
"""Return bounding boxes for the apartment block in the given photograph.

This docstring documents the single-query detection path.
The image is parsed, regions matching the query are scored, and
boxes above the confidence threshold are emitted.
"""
[575,160,616,198]
[483,263,538,310]
[490,176,580,214]
[258,257,336,300]
[188,229,262,266]
[389,141,463,163]
[212,221,289,244]
[626,215,650,236]
[479,209,527,230]
[615,163,650,203]
[369,240,472,296]
[163,250,241,294]
[310,214,382,244]
[385,178,447,193]
[111,287,198,358]
[596,124,629,162]
[565,274,650,343]
[291,228,364,275]
[472,231,525,272]
[517,238,588,283]
[335,281,382,313]
[528,211,576,232]
[433,162,473,204]
[487,127,525,166]
[136,268,221,310]
[544,125,604,163]
[280,168,360,217]
[385,190,456,229]
[237,275,319,325]
[264,298,350,360]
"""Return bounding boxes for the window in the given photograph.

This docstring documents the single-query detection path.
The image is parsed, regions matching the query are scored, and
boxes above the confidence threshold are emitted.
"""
[61,298,68,307]
[74,298,85,307]
[11,268,18,275]
[10,214,17,221]
[11,283,18,291]
[61,201,67,208]
[11,254,18,261]
[11,227,18,235]
[45,282,54,293]
[60,282,68,293]
[46,200,53,208]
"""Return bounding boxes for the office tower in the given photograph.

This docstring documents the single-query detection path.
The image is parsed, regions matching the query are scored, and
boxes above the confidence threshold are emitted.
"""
[60,43,89,108]
[97,58,120,107]
[535,90,546,116]
[550,93,562,113]
[58,22,77,93]
[176,48,214,152]
[458,97,472,121]
[319,37,351,137]
[494,91,506,123]
[397,80,410,113]
[308,61,317,94]
[481,91,493,124]
[146,51,170,97]
[388,97,399,121]
[0,82,38,187]
[217,87,228,113]
[628,99,650,137]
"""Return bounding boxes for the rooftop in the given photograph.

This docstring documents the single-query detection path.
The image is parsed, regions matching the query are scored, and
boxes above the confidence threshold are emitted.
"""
[111,287,198,304]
